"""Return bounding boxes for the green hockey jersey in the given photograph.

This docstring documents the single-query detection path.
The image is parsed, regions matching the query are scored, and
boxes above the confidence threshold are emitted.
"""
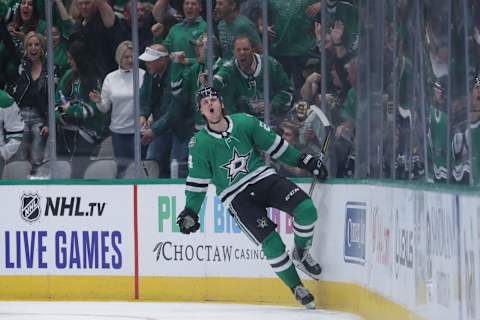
[213,53,293,117]
[185,113,302,212]
[56,69,105,138]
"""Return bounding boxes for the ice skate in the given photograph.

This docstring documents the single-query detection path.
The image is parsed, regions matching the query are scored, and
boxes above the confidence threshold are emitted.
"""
[291,284,315,309]
[292,247,322,280]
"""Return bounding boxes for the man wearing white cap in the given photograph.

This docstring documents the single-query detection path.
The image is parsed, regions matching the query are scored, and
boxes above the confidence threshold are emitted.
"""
[139,44,190,177]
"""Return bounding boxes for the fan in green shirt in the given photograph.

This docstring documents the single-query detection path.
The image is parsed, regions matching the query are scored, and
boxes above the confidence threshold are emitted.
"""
[267,0,317,96]
[215,0,261,61]
[268,0,317,58]
[161,0,206,80]
[426,80,448,182]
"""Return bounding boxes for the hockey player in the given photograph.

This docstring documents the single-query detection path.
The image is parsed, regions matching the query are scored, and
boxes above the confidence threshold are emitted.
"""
[177,87,327,309]
[0,89,24,163]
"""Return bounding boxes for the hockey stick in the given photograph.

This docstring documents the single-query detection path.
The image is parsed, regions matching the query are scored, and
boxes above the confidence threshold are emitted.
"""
[308,105,333,197]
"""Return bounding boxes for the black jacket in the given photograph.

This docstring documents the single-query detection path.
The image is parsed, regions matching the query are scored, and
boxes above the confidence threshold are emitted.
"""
[8,58,51,119]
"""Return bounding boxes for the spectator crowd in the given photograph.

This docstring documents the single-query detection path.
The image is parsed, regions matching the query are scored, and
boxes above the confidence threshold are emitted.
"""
[0,0,478,186]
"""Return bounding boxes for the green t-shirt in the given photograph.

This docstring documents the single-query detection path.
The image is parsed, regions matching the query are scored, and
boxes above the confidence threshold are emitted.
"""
[427,106,448,181]
[162,17,207,80]
[54,40,69,79]
[217,14,261,60]
[268,0,316,57]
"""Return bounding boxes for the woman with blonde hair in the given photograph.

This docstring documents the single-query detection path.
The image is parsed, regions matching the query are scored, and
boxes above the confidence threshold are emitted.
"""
[8,31,50,173]
[89,40,145,171]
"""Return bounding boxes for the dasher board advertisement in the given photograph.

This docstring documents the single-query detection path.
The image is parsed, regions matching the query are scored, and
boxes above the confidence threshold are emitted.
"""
[137,184,310,278]
[0,185,134,275]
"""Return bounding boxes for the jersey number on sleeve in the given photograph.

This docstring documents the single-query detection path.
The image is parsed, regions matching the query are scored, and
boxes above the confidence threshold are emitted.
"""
[259,122,270,132]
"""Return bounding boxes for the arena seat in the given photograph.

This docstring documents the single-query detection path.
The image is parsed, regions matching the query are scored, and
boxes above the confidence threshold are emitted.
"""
[1,161,32,180]
[83,159,118,179]
[122,160,159,179]
[35,160,72,179]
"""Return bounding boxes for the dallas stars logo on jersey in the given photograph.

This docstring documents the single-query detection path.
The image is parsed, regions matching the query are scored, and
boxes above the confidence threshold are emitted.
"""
[221,147,252,182]
[185,113,302,212]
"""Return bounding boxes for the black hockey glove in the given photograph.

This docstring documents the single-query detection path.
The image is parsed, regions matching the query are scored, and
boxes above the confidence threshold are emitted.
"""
[176,208,200,234]
[298,153,328,181]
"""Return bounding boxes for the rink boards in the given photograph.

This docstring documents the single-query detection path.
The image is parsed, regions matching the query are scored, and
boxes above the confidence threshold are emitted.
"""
[0,180,479,320]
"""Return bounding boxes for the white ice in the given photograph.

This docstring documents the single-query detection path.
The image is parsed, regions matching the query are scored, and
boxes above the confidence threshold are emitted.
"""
[0,301,363,320]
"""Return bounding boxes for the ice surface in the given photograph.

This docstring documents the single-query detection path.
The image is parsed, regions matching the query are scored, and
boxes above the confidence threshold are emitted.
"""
[0,301,363,320]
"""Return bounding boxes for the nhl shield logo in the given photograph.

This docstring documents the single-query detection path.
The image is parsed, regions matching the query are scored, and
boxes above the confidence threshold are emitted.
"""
[20,193,41,222]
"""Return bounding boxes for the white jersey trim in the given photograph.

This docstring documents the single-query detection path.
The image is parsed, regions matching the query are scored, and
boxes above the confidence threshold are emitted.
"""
[186,185,208,193]
[205,115,233,139]
[186,177,211,185]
